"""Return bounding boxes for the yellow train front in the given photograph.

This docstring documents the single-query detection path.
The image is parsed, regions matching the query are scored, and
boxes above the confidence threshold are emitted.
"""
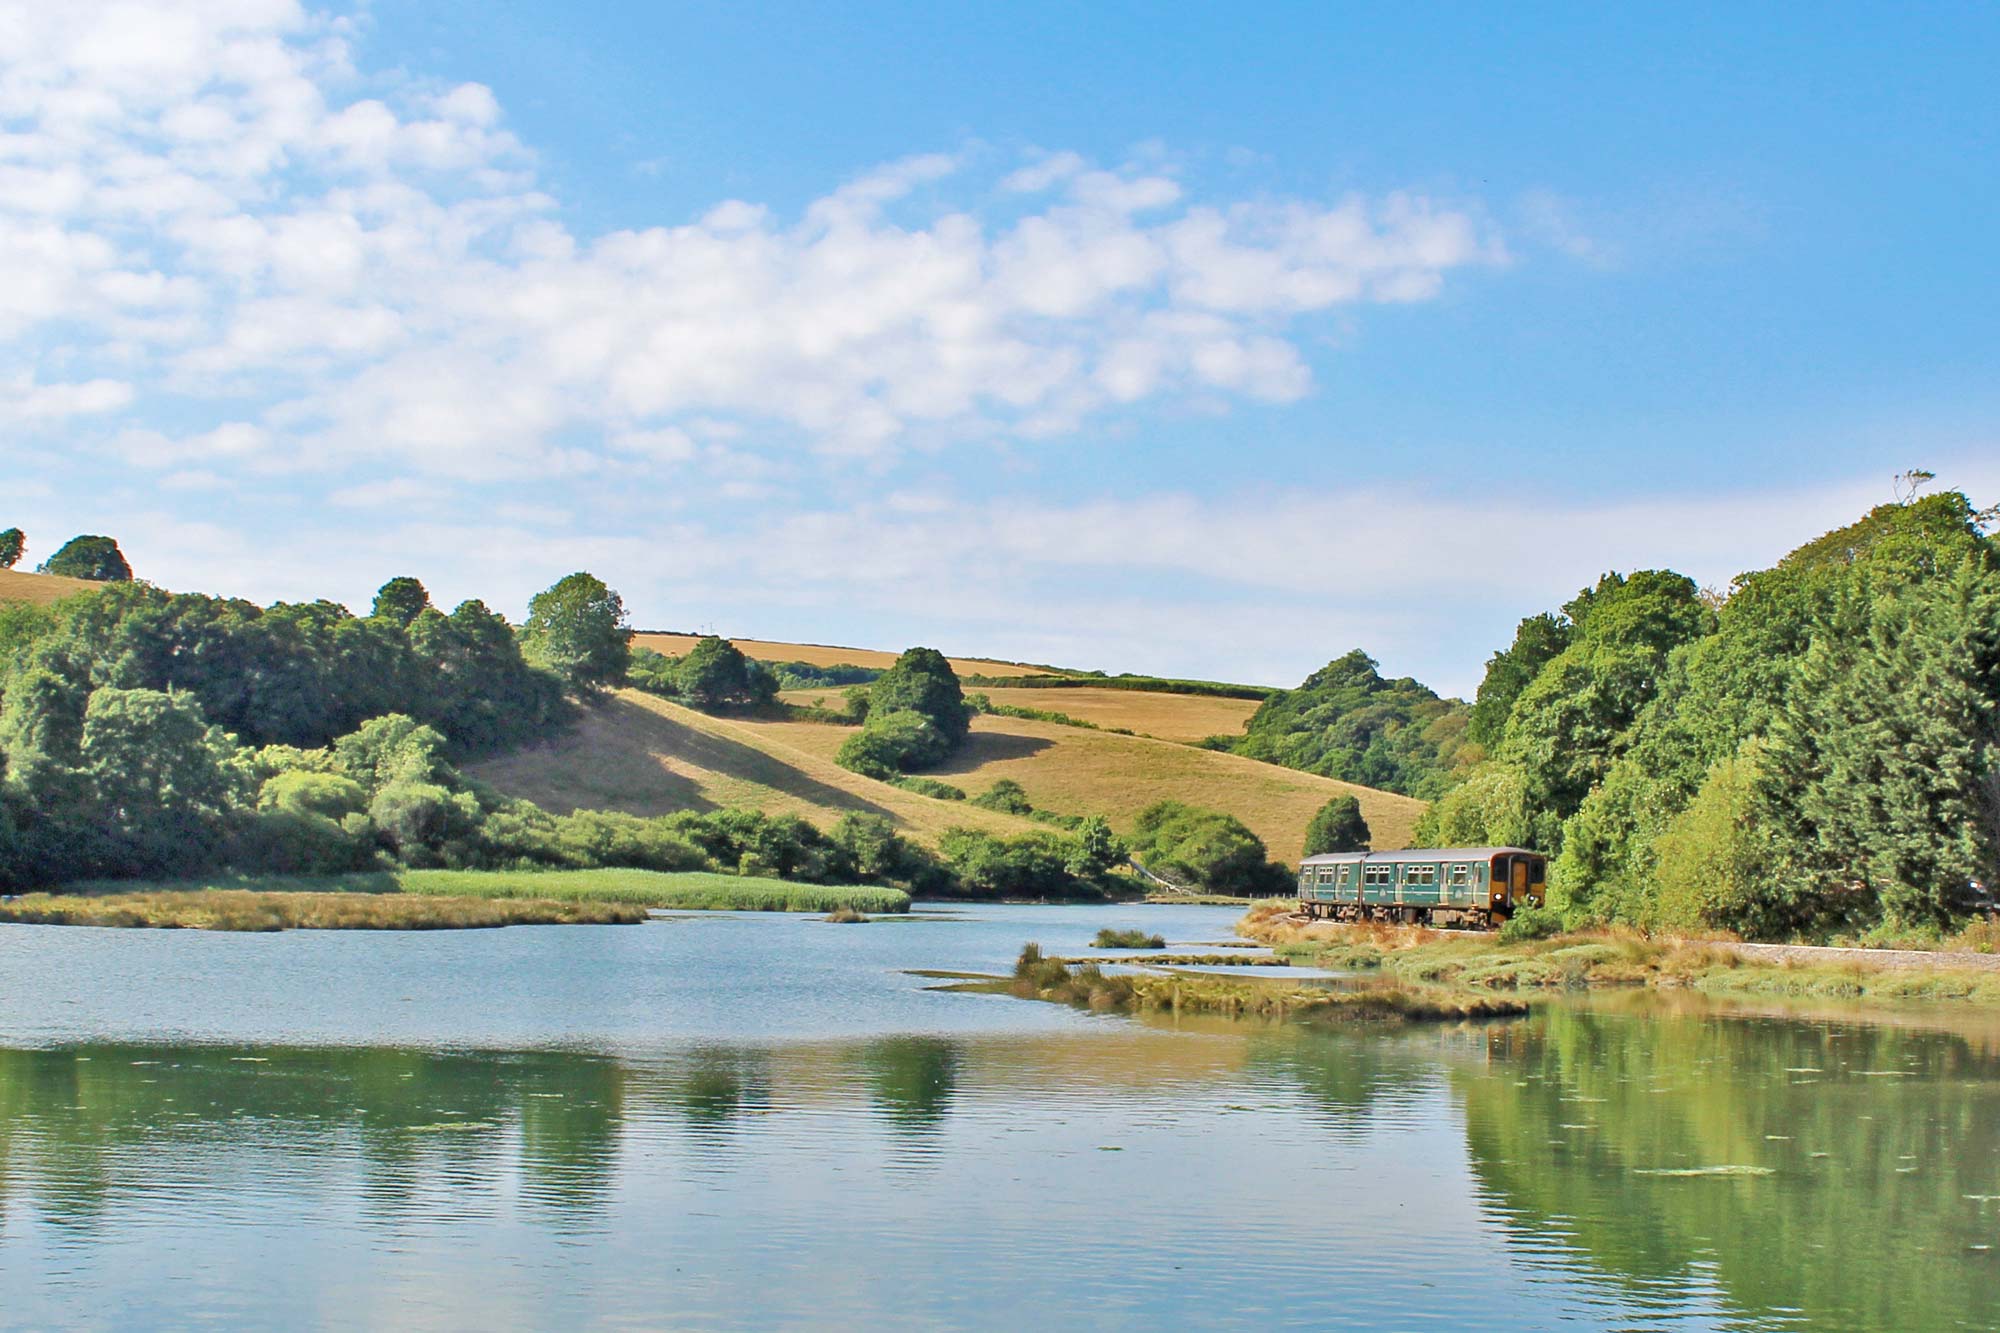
[1296,847,1546,929]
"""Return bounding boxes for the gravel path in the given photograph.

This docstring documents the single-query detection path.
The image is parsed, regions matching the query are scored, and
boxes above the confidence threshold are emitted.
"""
[1722,941,2000,972]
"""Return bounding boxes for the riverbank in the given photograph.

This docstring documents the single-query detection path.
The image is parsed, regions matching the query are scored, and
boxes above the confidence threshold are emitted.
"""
[52,869,912,915]
[931,943,1528,1023]
[1238,904,2000,1003]
[0,890,646,931]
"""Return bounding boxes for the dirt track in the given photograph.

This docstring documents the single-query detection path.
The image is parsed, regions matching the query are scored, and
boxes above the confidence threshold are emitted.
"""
[1722,941,2000,972]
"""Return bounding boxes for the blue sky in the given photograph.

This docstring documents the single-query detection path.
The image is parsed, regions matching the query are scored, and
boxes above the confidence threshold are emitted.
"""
[4,1,1996,695]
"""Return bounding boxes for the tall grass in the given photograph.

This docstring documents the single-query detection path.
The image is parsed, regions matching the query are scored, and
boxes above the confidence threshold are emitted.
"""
[0,890,644,931]
[396,869,912,913]
[1092,927,1166,949]
[57,869,913,914]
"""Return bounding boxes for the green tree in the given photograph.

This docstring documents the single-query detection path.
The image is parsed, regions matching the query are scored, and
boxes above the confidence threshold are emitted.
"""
[1469,612,1570,745]
[371,576,431,626]
[674,636,777,709]
[1127,799,1284,895]
[0,528,22,569]
[1232,649,1477,797]
[1302,794,1371,854]
[76,687,242,877]
[521,573,631,695]
[970,778,1032,814]
[1064,814,1126,881]
[41,535,131,582]
[835,709,950,777]
[868,647,970,743]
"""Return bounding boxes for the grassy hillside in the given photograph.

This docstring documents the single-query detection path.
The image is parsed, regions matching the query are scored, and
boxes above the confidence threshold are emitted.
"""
[476,690,1423,864]
[783,683,1259,744]
[754,713,1422,863]
[0,568,100,605]
[632,632,1054,678]
[467,690,1042,843]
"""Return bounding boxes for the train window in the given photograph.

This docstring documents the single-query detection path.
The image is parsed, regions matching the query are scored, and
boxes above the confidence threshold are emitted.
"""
[1449,864,1470,886]
[1404,865,1436,886]
[1338,867,1353,884]
[1363,865,1393,887]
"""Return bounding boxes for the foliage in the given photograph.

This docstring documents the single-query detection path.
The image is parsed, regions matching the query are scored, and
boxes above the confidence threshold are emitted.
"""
[1410,763,1530,848]
[1127,799,1290,896]
[1091,927,1165,948]
[0,528,21,569]
[1230,650,1478,797]
[962,673,1274,701]
[664,636,779,709]
[970,777,1033,814]
[868,647,971,743]
[1302,794,1371,854]
[370,576,431,626]
[889,775,967,800]
[1469,613,1569,745]
[1497,905,1563,943]
[521,572,631,695]
[40,534,131,582]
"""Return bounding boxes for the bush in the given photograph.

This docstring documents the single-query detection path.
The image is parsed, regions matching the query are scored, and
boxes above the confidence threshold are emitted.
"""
[891,776,966,800]
[1092,927,1165,949]
[1499,905,1564,943]
[970,778,1033,814]
[836,709,951,777]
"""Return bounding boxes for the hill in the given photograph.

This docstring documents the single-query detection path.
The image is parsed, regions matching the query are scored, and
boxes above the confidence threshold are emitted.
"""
[0,568,101,606]
[471,689,1422,863]
[466,691,1043,843]
[632,632,1055,678]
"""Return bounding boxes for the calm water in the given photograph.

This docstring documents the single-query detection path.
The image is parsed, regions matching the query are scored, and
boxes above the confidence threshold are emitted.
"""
[1,903,1997,1331]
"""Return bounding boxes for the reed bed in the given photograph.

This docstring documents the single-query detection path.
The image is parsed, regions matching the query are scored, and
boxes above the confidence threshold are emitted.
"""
[59,869,910,914]
[1092,927,1166,949]
[1237,903,2000,1002]
[0,890,644,931]
[996,943,1525,1023]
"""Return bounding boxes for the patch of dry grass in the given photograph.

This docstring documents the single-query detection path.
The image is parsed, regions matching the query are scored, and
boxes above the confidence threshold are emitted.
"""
[631,633,1053,678]
[0,568,101,606]
[0,890,644,931]
[1235,905,2000,1003]
[968,686,1261,742]
[467,690,1041,846]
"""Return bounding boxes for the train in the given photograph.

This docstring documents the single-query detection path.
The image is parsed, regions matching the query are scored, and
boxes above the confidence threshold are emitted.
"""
[1297,846,1547,929]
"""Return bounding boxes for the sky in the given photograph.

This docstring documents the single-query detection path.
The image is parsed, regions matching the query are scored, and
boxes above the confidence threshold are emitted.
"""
[3,0,1997,696]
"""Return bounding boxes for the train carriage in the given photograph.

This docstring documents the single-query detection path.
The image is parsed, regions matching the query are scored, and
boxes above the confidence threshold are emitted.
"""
[1296,847,1546,930]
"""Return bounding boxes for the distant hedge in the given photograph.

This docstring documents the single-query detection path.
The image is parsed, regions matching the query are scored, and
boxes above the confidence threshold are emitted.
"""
[960,674,1275,701]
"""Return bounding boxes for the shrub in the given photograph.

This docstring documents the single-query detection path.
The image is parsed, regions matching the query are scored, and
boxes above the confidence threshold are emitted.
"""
[970,778,1033,814]
[1092,927,1165,949]
[890,776,966,800]
[1499,905,1564,943]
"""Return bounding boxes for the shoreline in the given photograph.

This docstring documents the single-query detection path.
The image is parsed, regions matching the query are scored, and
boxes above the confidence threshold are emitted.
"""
[1238,904,2000,1004]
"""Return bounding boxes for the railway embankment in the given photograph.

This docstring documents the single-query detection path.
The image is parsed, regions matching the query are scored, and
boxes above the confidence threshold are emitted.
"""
[1238,903,2000,1003]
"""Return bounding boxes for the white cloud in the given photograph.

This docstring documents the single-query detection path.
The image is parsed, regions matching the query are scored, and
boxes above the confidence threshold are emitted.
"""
[0,1,1500,481]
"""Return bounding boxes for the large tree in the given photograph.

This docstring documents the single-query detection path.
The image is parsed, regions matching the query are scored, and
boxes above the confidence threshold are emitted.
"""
[675,636,776,709]
[868,647,970,743]
[371,576,431,626]
[520,573,631,695]
[1303,795,1371,855]
[0,528,22,569]
[41,535,131,582]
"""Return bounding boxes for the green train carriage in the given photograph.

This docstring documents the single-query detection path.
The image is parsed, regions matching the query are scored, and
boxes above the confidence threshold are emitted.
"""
[1296,847,1547,929]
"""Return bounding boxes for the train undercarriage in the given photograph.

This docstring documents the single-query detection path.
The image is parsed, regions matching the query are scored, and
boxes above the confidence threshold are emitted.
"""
[1298,899,1503,930]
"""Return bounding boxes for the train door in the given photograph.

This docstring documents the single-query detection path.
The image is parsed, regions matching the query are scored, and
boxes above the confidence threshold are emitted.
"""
[1511,859,1530,904]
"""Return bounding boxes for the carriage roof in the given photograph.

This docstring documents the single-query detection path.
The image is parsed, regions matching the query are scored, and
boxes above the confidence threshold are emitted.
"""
[1298,847,1541,867]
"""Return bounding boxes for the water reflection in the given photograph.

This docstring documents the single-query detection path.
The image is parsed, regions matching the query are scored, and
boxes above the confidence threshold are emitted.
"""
[2,998,1998,1329]
[1450,999,2000,1332]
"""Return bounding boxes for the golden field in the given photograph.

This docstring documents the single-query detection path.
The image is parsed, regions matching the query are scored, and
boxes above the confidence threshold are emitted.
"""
[467,690,1041,844]
[959,685,1259,743]
[0,568,100,606]
[631,632,1053,678]
[486,693,1422,863]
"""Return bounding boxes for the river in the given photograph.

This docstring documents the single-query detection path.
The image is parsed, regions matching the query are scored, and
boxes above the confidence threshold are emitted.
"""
[0,902,1995,1330]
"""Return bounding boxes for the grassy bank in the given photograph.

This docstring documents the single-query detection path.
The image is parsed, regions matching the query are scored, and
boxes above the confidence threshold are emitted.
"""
[0,890,644,931]
[57,869,913,914]
[940,943,1527,1024]
[1239,905,2000,1003]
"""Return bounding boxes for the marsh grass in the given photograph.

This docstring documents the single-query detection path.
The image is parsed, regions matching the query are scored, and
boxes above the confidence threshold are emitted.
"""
[1003,943,1525,1022]
[0,890,644,931]
[1092,927,1166,949]
[824,906,870,923]
[1237,903,2000,1003]
[60,869,912,914]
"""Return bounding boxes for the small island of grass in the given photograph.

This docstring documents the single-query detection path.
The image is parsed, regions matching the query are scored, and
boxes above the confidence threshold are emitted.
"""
[0,890,646,932]
[938,943,1527,1024]
[1092,927,1166,949]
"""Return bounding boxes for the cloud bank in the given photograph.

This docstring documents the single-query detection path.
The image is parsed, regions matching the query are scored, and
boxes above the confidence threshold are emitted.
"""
[0,0,1499,479]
